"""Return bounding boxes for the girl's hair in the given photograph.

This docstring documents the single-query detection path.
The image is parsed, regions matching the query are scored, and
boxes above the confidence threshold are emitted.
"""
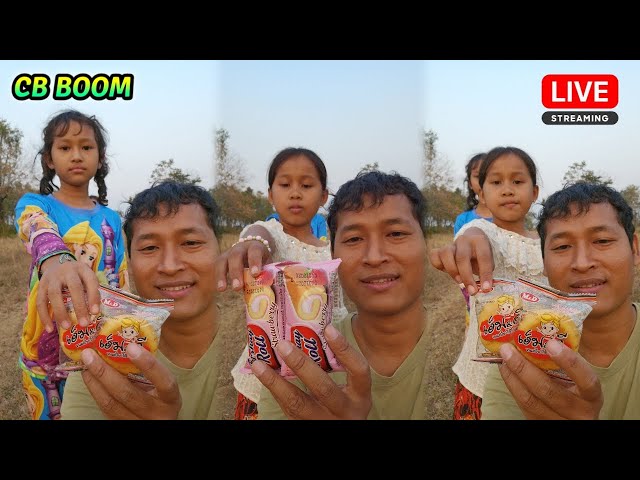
[464,152,486,210]
[38,109,110,206]
[267,147,327,190]
[479,146,538,188]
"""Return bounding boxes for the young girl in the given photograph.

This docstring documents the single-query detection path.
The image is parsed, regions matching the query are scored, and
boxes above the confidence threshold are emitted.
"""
[447,146,547,420]
[14,109,129,420]
[216,147,347,420]
[453,152,492,235]
[454,153,494,331]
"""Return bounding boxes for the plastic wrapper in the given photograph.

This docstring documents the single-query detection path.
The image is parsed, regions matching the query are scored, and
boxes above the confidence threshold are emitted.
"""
[55,284,174,383]
[473,277,595,380]
[240,258,344,378]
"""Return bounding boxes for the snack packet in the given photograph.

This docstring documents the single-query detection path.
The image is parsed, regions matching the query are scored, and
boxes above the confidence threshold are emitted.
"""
[240,263,283,374]
[278,259,343,377]
[512,277,595,380]
[472,277,596,380]
[56,284,174,383]
[473,279,523,362]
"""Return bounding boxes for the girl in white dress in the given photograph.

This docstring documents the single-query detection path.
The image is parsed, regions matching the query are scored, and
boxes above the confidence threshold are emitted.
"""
[215,147,347,419]
[443,146,547,419]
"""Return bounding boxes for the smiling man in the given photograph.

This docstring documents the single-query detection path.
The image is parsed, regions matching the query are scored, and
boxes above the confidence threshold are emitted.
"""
[253,170,432,420]
[60,181,228,420]
[481,182,640,420]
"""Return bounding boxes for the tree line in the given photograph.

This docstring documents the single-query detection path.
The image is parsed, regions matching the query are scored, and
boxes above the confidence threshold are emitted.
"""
[1,115,639,237]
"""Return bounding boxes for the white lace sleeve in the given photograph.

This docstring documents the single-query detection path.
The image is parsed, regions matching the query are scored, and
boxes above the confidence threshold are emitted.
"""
[456,219,544,278]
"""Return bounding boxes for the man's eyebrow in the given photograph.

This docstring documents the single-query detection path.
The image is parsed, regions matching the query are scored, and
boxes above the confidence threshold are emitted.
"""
[337,217,414,234]
[547,225,617,242]
[134,227,207,241]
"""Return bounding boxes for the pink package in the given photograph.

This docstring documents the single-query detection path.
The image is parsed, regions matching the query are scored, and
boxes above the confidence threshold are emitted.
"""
[240,264,283,374]
[276,258,343,377]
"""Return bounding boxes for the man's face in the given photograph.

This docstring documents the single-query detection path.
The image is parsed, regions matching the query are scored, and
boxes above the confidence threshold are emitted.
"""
[543,202,640,319]
[128,203,219,323]
[332,194,425,317]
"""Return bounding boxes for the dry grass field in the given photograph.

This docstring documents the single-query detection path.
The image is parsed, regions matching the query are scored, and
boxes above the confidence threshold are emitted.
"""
[2,233,639,420]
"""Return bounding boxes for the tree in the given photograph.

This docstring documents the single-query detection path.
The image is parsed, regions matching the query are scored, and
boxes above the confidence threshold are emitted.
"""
[149,158,201,185]
[0,119,34,235]
[562,161,613,187]
[359,161,379,174]
[422,129,453,190]
[215,128,246,189]
[621,184,640,226]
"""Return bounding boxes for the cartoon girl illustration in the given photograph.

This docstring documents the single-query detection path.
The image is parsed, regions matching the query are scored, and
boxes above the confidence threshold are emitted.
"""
[62,221,103,272]
[118,318,145,345]
[489,295,518,326]
[536,312,568,342]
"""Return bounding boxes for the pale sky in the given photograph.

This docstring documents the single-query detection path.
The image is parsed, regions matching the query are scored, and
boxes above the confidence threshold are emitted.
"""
[424,60,640,207]
[0,60,219,213]
[1,60,636,218]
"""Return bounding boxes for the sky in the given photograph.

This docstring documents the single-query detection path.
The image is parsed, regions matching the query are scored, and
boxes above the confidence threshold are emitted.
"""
[0,60,219,213]
[1,60,637,217]
[424,60,640,208]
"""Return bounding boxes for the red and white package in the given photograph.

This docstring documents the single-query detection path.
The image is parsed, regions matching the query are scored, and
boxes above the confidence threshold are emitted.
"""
[277,259,343,377]
[240,264,283,374]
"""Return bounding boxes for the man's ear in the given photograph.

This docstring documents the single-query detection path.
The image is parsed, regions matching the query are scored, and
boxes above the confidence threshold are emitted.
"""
[632,234,640,267]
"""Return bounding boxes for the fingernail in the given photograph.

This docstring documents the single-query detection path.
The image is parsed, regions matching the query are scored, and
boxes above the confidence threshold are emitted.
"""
[546,339,563,356]
[325,324,338,340]
[458,283,466,289]
[251,266,259,275]
[127,342,142,359]
[251,360,267,375]
[217,280,225,290]
[79,317,88,327]
[482,281,491,292]
[81,349,95,365]
[500,344,513,361]
[61,320,71,330]
[91,304,100,315]
[46,324,54,333]
[455,276,462,284]
[467,285,477,295]
[276,341,293,356]
[232,279,240,289]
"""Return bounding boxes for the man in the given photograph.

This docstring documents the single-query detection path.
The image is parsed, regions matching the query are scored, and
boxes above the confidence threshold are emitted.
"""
[252,170,433,420]
[60,181,227,420]
[432,182,640,419]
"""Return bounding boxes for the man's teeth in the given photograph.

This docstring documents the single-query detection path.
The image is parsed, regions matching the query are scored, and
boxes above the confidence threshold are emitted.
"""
[160,285,190,291]
[367,278,395,283]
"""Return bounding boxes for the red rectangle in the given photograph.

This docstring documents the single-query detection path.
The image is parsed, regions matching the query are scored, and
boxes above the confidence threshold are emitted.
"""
[541,74,618,109]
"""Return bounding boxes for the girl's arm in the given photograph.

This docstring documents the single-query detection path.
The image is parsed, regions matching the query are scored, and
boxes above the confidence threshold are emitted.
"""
[429,226,495,295]
[214,223,275,292]
[14,194,101,333]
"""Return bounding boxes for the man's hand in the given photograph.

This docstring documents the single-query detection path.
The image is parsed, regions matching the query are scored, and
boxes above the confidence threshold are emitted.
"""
[498,339,603,420]
[37,254,101,332]
[252,324,372,419]
[79,342,182,420]
[428,227,495,295]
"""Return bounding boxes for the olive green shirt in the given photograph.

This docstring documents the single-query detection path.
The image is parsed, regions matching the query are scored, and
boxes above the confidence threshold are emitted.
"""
[61,330,225,420]
[258,312,430,420]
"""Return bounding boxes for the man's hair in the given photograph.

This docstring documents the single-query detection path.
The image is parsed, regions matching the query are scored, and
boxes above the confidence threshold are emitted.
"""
[327,170,426,250]
[537,181,635,258]
[123,180,219,255]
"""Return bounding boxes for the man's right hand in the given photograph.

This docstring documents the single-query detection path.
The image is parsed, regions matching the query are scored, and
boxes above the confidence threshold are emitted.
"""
[36,254,101,332]
[79,343,182,420]
[251,324,372,420]
[428,227,495,295]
